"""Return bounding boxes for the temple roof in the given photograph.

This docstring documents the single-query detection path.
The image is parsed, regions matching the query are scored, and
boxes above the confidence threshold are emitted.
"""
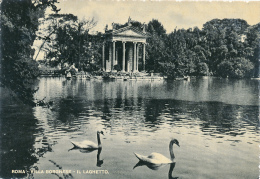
[111,25,147,37]
[105,25,147,43]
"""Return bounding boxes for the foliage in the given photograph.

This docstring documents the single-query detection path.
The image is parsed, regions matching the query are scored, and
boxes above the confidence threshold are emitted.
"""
[162,27,207,77]
[244,23,260,77]
[147,19,166,37]
[153,18,259,79]
[217,57,254,78]
[159,62,176,79]
[42,15,101,71]
[1,0,58,105]
[34,13,78,61]
[146,34,166,73]
[202,19,250,75]
[145,19,167,73]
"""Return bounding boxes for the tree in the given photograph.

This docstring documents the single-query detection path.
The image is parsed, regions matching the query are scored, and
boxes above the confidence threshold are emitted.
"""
[147,19,166,37]
[34,13,78,61]
[1,0,59,105]
[159,62,176,79]
[148,18,256,79]
[244,23,260,77]
[146,34,166,73]
[81,32,103,72]
[217,57,254,78]
[146,19,167,73]
[202,18,250,76]
[164,28,206,77]
[43,16,98,71]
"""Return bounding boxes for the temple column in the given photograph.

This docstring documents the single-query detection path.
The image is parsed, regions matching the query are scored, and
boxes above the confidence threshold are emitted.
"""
[143,43,146,71]
[102,42,105,71]
[136,44,139,72]
[108,42,112,71]
[133,42,137,72]
[112,41,116,70]
[115,49,118,65]
[122,41,126,72]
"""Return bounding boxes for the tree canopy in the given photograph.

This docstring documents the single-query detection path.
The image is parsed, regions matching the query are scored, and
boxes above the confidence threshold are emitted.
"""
[144,18,258,78]
[1,0,59,105]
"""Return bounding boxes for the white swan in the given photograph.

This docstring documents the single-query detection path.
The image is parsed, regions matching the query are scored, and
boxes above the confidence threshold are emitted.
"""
[134,139,179,164]
[71,131,104,149]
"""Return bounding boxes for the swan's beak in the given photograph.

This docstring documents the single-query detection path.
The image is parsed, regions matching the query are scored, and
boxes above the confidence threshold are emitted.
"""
[177,143,180,147]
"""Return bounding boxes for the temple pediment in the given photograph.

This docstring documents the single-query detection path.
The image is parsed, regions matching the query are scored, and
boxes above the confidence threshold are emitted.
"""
[110,25,147,38]
[115,29,145,37]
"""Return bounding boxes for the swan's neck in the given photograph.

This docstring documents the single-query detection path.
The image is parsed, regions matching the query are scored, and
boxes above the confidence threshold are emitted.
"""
[169,141,175,161]
[97,132,102,147]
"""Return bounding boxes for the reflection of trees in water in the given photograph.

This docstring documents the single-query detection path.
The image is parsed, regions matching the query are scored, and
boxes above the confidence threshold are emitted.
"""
[99,97,258,138]
[98,96,160,136]
[0,100,71,178]
[99,98,190,133]
[0,105,42,178]
[196,102,259,136]
[38,78,258,138]
[37,78,258,142]
[56,97,86,123]
[101,98,112,121]
[143,99,196,130]
[145,99,164,123]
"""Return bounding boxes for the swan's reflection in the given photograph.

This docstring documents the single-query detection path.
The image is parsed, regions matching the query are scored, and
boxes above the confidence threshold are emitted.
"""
[133,161,167,170]
[133,162,178,179]
[68,147,104,167]
[168,163,178,179]
[96,148,103,167]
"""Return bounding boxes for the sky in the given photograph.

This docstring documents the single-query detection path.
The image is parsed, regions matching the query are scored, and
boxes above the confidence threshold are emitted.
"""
[53,0,260,34]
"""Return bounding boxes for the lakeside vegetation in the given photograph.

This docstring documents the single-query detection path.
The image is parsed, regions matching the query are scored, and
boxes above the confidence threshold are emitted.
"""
[1,0,259,105]
[38,17,259,80]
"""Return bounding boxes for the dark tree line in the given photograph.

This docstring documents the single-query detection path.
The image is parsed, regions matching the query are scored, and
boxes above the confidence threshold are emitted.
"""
[145,18,259,79]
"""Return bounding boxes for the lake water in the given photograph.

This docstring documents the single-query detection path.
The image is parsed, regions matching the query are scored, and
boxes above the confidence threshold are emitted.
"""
[0,77,259,179]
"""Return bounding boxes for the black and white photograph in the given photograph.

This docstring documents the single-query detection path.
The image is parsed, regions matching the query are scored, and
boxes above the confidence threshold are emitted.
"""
[1,0,259,178]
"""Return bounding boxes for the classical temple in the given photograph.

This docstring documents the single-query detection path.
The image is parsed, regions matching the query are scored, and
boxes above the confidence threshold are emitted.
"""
[102,19,147,72]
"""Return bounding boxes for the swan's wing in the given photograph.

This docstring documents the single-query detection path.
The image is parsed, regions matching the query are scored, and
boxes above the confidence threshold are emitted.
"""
[149,153,173,163]
[134,152,151,163]
[134,152,173,164]
[71,140,98,149]
[148,152,160,159]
